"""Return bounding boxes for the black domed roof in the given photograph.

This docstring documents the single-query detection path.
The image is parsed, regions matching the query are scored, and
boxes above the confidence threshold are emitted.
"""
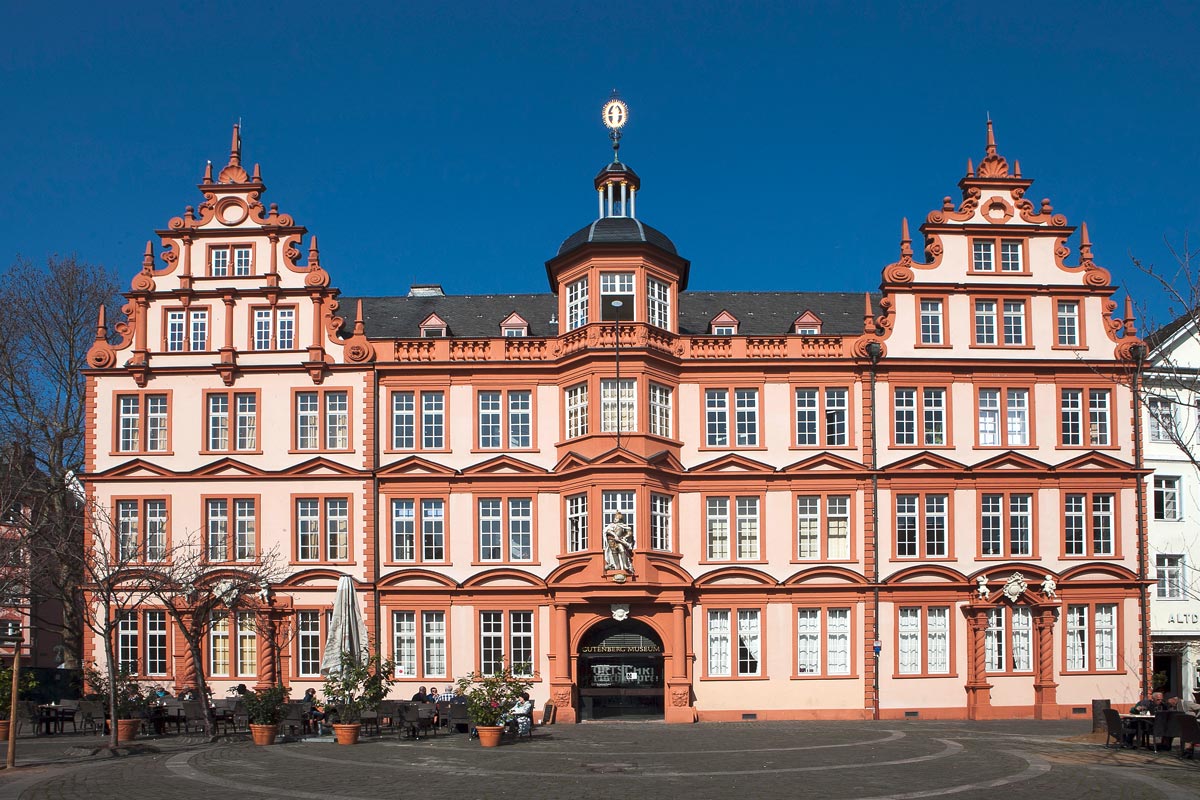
[557,216,677,257]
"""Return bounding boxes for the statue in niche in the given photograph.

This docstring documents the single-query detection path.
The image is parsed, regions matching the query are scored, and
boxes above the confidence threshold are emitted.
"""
[603,512,635,574]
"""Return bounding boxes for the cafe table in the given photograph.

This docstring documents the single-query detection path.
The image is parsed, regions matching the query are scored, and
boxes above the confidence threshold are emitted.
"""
[1119,713,1154,748]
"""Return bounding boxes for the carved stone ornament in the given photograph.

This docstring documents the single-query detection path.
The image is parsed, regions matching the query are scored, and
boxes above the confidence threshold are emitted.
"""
[976,575,990,600]
[1040,575,1057,600]
[1001,572,1028,603]
[611,604,630,622]
[670,687,690,708]
[551,688,571,708]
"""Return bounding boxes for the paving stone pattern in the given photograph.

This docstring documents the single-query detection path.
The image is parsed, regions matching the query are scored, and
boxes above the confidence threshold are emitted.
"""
[2,720,1200,800]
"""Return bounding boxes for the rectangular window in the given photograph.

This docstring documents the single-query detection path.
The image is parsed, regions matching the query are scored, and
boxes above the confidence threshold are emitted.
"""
[1060,389,1082,446]
[209,614,230,677]
[116,393,169,453]
[896,494,948,558]
[1088,389,1111,446]
[796,495,851,560]
[145,611,167,676]
[735,389,759,446]
[393,611,417,678]
[706,609,761,677]
[1064,493,1115,556]
[565,383,589,439]
[167,309,210,352]
[1066,603,1118,671]
[647,277,670,329]
[480,611,503,675]
[477,390,533,449]
[705,388,762,447]
[893,387,948,447]
[648,383,672,438]
[1157,554,1185,599]
[919,299,944,345]
[1002,300,1026,345]
[252,307,296,351]
[706,389,729,447]
[567,494,588,553]
[295,497,350,562]
[422,611,446,678]
[477,498,532,562]
[795,388,849,446]
[237,612,257,677]
[422,392,444,449]
[390,391,415,449]
[649,493,671,551]
[478,610,534,676]
[167,310,185,352]
[706,497,729,560]
[1056,300,1080,346]
[205,497,256,562]
[974,300,997,345]
[1149,397,1177,442]
[510,611,533,676]
[985,607,1032,673]
[206,392,257,452]
[566,278,589,331]
[898,606,950,675]
[189,310,208,352]
[118,613,138,674]
[295,390,350,451]
[233,246,252,276]
[705,496,760,561]
[211,248,229,277]
[600,379,637,433]
[980,493,1033,557]
[1154,476,1181,521]
[115,498,168,563]
[1000,240,1023,272]
[972,240,995,271]
[390,498,445,562]
[923,388,945,446]
[600,273,635,321]
[297,610,322,677]
[797,607,851,676]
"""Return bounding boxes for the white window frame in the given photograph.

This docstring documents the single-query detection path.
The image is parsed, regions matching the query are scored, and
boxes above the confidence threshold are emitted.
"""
[1157,554,1185,599]
[566,278,589,331]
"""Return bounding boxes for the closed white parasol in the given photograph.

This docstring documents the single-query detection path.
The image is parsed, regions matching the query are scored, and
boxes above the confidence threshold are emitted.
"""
[320,574,368,676]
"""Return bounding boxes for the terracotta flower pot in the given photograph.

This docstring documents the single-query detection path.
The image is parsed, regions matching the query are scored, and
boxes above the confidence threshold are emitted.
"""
[116,718,141,742]
[475,725,504,747]
[332,722,361,745]
[249,723,279,745]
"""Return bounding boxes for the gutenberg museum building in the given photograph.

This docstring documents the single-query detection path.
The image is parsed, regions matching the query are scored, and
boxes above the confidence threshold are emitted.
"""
[83,113,1151,723]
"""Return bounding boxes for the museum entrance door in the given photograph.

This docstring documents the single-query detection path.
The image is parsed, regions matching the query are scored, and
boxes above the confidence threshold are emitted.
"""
[577,618,664,720]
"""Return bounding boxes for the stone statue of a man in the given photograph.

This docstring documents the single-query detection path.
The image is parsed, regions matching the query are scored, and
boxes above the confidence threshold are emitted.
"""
[603,512,635,573]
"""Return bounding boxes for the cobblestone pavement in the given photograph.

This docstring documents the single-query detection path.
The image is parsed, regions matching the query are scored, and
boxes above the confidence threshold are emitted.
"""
[2,720,1200,800]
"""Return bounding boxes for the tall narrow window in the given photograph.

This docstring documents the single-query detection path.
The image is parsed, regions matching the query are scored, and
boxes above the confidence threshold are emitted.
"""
[1154,476,1181,521]
[706,497,730,560]
[1056,300,1079,346]
[600,273,635,321]
[209,614,230,676]
[600,379,636,433]
[1000,240,1023,272]
[566,494,588,553]
[1088,389,1111,446]
[919,299,944,345]
[1064,493,1115,556]
[736,497,760,560]
[649,493,672,551]
[706,389,729,446]
[648,383,672,438]
[1002,300,1026,345]
[237,612,257,676]
[1061,389,1083,446]
[233,246,253,276]
[647,277,670,329]
[707,610,731,677]
[1157,554,1185,599]
[565,384,589,439]
[972,240,995,271]
[391,499,415,561]
[391,392,415,449]
[422,611,446,678]
[297,610,322,677]
[1149,397,1177,442]
[974,300,997,345]
[737,610,761,676]
[166,310,185,352]
[735,389,759,446]
[118,613,138,674]
[393,611,416,678]
[422,391,444,449]
[189,310,209,352]
[566,278,589,331]
[480,611,504,675]
[145,611,167,676]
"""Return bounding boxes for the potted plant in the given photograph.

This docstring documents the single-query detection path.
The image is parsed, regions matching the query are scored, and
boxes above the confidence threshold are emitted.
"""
[0,666,37,741]
[322,651,395,745]
[242,686,289,745]
[454,664,533,747]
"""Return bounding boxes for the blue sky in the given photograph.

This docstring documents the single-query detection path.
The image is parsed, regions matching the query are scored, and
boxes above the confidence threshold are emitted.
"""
[3,1,1198,330]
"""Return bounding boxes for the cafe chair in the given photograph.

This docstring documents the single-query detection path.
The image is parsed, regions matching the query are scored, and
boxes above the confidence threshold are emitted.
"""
[1178,714,1200,758]
[77,700,104,735]
[1103,708,1133,749]
[15,701,44,736]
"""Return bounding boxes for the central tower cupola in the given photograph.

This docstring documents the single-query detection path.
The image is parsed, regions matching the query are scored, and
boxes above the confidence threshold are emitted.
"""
[546,93,690,330]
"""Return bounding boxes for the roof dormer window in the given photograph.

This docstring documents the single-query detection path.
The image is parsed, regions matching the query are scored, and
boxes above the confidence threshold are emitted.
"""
[500,312,528,338]
[420,313,448,338]
[709,310,739,336]
[793,311,823,335]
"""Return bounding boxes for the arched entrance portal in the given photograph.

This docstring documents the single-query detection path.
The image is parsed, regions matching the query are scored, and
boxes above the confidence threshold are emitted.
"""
[577,618,665,720]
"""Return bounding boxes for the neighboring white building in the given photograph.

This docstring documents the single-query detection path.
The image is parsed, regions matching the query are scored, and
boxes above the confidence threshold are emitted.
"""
[1145,312,1200,697]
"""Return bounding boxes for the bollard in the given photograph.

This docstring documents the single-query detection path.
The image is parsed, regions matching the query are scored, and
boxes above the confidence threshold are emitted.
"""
[1091,699,1110,733]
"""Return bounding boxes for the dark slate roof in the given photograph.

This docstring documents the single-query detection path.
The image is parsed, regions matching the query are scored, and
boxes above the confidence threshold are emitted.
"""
[557,217,677,257]
[342,291,879,339]
[1145,308,1198,354]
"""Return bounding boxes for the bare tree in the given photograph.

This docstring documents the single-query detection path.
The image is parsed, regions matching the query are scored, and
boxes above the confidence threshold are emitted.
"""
[0,255,120,668]
[141,535,284,739]
[74,501,155,749]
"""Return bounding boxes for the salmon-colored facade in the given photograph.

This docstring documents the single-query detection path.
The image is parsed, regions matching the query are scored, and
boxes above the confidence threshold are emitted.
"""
[83,122,1147,722]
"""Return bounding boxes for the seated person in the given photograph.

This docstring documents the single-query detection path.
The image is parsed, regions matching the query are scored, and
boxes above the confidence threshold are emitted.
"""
[411,685,430,703]
[1131,691,1165,714]
[504,692,534,736]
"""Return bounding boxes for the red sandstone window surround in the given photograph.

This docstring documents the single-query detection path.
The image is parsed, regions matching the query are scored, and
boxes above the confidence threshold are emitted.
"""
[1058,387,1114,448]
[474,388,534,451]
[968,237,1027,274]
[162,306,211,352]
[113,391,172,455]
[975,385,1033,448]
[794,605,855,679]
[292,495,353,564]
[1053,298,1085,349]
[202,390,261,454]
[249,305,297,351]
[391,608,450,680]
[983,605,1035,674]
[702,386,763,449]
[1062,491,1119,558]
[294,608,326,678]
[387,496,449,564]
[291,388,352,452]
[970,296,1031,348]
[792,386,852,448]
[474,496,536,564]
[978,491,1038,559]
[895,605,954,678]
[1062,601,1121,673]
[915,296,949,348]
[206,243,255,278]
[701,494,765,563]
[891,386,950,448]
[388,389,447,451]
[202,494,261,563]
[477,609,537,677]
[112,496,171,564]
[703,605,765,679]
[893,493,954,560]
[793,493,854,562]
